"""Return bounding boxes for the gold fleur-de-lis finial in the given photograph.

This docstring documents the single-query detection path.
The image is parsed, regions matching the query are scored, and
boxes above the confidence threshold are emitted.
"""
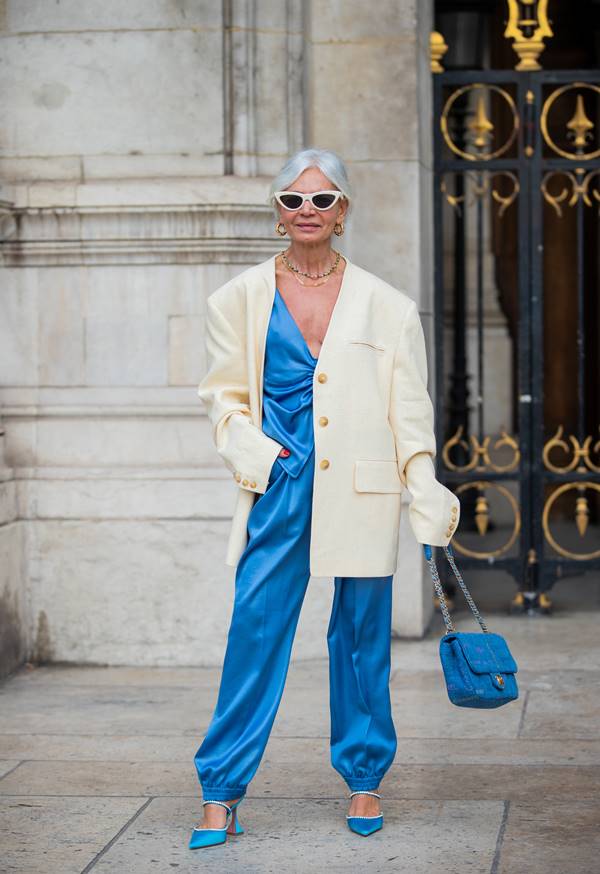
[575,491,590,537]
[567,94,594,152]
[468,95,494,152]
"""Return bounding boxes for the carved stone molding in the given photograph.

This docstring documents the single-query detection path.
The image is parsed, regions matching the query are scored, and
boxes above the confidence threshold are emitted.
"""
[0,202,283,266]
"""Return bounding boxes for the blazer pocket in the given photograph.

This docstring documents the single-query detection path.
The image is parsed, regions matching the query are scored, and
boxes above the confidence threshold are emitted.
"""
[348,339,386,352]
[354,459,404,493]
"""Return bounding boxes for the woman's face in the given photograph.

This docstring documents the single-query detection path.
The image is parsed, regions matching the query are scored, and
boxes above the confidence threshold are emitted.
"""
[277,166,347,245]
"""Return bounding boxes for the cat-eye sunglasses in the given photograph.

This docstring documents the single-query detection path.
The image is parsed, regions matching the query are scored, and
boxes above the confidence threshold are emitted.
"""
[273,190,344,211]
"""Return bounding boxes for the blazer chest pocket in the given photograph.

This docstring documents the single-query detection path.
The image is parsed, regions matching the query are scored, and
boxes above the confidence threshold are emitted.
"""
[354,459,404,493]
[348,339,386,353]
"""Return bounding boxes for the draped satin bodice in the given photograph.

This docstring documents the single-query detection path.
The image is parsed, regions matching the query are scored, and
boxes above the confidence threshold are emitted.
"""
[261,288,318,479]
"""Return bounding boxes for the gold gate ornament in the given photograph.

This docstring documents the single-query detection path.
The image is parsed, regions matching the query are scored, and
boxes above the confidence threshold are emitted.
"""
[504,0,553,71]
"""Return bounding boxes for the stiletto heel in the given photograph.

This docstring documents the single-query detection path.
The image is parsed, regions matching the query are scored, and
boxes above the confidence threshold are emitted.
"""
[346,790,383,836]
[188,798,245,849]
[227,805,245,835]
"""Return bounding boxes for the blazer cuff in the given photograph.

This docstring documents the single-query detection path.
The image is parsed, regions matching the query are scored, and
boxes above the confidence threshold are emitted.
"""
[405,452,461,545]
[220,413,284,495]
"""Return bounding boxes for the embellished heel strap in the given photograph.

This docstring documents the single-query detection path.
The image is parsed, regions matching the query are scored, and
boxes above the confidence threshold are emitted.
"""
[202,799,233,816]
[349,790,381,799]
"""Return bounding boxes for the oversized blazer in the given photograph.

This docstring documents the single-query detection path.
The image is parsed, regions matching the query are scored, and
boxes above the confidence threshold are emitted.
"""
[198,252,461,577]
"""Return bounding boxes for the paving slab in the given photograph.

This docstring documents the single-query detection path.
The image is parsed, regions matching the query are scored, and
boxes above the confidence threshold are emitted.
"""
[3,664,225,688]
[519,685,600,738]
[0,733,203,762]
[0,681,213,736]
[0,760,20,778]
[0,795,147,874]
[498,800,600,874]
[0,760,199,798]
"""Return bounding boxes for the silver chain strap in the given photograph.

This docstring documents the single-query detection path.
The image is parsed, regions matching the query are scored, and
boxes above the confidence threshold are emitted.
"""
[424,544,489,634]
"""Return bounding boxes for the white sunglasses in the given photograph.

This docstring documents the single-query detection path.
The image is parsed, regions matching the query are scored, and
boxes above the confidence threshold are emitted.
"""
[273,190,344,211]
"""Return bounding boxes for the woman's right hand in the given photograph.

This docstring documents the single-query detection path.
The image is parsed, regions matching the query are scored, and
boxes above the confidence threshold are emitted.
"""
[268,446,290,486]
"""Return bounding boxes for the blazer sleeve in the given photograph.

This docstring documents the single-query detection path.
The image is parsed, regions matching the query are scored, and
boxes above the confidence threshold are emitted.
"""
[198,294,284,495]
[388,299,437,486]
[389,299,461,546]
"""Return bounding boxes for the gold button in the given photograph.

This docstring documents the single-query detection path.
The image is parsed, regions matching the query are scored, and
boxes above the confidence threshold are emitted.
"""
[451,507,458,516]
[317,372,328,383]
[234,472,242,482]
[250,481,257,488]
[445,529,452,537]
[319,416,328,426]
[242,479,249,486]
[320,459,330,469]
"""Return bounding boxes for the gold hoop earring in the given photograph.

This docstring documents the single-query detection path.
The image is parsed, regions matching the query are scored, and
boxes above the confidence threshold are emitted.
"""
[275,221,287,237]
[334,221,344,236]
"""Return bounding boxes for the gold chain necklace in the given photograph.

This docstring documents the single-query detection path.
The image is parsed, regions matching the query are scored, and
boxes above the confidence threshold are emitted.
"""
[290,270,330,288]
[281,249,341,280]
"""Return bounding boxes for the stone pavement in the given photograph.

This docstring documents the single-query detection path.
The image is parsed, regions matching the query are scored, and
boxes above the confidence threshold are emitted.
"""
[1,572,599,873]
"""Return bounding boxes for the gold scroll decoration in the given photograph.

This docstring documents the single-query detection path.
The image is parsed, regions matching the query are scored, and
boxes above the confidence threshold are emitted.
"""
[443,425,521,474]
[441,170,520,218]
[441,84,519,162]
[541,169,600,218]
[543,425,600,474]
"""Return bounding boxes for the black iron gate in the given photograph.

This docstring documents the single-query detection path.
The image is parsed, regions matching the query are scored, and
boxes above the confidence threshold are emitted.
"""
[432,68,600,611]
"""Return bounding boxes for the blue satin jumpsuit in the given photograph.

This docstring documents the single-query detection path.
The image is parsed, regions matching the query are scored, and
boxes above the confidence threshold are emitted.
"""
[194,288,398,801]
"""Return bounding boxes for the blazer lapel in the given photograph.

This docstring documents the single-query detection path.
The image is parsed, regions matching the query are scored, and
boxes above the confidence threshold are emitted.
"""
[315,253,354,363]
[253,254,277,428]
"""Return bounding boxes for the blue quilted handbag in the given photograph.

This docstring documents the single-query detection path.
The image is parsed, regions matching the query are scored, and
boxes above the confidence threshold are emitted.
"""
[423,543,519,708]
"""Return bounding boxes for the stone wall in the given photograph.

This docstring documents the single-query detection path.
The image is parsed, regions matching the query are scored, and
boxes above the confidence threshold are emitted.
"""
[0,0,435,670]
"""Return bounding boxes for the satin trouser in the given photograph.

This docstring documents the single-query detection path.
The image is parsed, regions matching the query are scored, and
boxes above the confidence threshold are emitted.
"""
[194,447,397,801]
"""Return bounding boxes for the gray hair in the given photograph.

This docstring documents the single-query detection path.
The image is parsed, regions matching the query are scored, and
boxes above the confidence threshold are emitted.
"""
[268,147,353,220]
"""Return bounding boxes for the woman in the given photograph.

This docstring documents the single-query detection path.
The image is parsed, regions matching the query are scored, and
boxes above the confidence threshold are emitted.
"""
[190,148,460,849]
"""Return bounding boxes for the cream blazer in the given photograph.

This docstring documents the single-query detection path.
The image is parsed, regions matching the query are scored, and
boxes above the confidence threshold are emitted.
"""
[198,252,461,577]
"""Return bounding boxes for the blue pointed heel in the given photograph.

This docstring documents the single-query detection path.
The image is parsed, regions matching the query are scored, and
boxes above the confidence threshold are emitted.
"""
[346,790,383,836]
[188,797,245,850]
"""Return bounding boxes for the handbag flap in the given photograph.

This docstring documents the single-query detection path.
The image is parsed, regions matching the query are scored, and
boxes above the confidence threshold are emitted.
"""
[444,632,518,674]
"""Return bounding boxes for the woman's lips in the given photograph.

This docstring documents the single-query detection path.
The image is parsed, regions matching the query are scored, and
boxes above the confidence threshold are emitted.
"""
[296,224,320,229]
